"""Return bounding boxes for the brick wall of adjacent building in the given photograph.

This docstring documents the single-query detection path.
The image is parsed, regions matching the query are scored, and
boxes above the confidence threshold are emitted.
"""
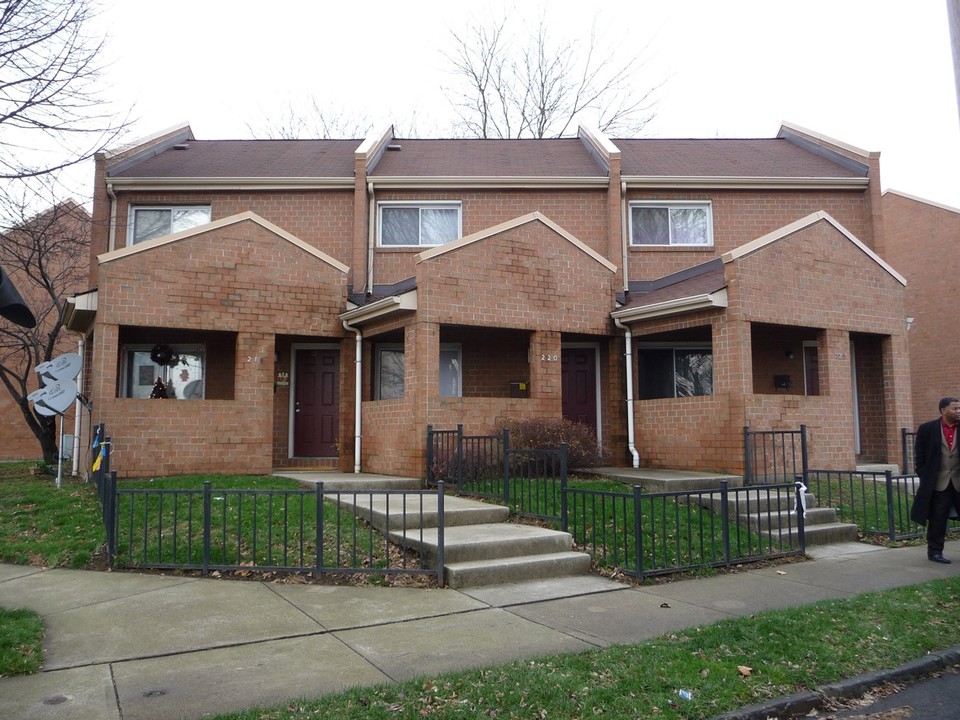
[883,192,960,426]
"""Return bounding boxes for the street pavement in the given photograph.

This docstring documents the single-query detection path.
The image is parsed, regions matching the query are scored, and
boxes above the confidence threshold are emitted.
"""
[1,540,960,720]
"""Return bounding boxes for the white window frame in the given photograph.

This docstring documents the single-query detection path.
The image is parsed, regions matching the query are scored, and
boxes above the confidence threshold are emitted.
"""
[377,201,462,247]
[629,201,714,247]
[127,205,212,246]
[121,344,206,400]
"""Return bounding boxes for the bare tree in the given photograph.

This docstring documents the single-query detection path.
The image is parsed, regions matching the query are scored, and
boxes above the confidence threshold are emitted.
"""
[250,97,376,140]
[0,0,125,181]
[444,11,660,138]
[0,177,90,464]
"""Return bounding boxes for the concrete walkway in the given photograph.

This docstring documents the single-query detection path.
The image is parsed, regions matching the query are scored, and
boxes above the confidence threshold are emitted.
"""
[2,540,960,720]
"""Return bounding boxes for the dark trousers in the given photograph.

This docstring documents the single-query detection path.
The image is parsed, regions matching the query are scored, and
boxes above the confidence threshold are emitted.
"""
[927,485,960,555]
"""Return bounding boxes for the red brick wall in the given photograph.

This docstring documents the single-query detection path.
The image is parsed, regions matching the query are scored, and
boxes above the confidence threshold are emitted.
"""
[373,189,609,285]
[629,218,908,473]
[91,217,348,477]
[627,189,870,280]
[883,192,960,426]
[113,190,355,270]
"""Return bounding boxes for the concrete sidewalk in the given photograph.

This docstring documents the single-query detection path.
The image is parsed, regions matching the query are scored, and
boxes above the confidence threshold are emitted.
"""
[2,540,959,720]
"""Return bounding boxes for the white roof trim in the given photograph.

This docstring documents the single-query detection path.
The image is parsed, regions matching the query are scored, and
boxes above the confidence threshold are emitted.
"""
[63,291,98,333]
[415,211,617,272]
[369,176,608,189]
[778,121,878,159]
[106,177,354,190]
[611,289,728,323]
[103,122,194,159]
[884,188,960,216]
[721,210,906,286]
[339,290,417,325]
[622,176,868,190]
[98,211,350,274]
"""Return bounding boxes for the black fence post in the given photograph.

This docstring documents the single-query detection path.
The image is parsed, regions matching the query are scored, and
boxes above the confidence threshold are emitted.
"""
[884,469,897,541]
[106,470,117,567]
[559,443,569,532]
[794,480,807,555]
[425,425,434,485]
[799,425,809,480]
[456,424,464,493]
[720,479,731,566]
[633,485,644,581]
[202,481,212,576]
[901,428,909,475]
[502,427,511,505]
[436,481,445,587]
[315,481,324,579]
[743,426,752,486]
[102,434,111,480]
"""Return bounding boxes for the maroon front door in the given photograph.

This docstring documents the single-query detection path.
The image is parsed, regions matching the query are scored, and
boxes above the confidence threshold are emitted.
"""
[294,349,340,457]
[561,347,597,435]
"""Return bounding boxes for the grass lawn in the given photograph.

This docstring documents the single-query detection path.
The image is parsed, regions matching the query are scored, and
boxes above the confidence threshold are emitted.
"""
[0,607,43,677]
[207,575,960,720]
[2,462,960,717]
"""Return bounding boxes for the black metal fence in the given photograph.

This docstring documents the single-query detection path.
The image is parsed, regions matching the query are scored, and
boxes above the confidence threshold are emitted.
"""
[805,468,960,542]
[567,480,806,579]
[743,425,808,485]
[91,424,444,581]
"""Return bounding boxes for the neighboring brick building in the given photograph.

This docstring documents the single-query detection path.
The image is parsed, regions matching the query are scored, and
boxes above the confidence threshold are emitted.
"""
[1,201,90,462]
[883,190,960,426]
[65,122,912,478]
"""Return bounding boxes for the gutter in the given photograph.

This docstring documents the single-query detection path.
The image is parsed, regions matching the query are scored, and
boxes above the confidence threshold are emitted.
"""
[612,315,640,468]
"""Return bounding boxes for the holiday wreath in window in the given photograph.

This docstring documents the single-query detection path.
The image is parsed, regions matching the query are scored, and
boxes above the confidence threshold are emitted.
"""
[150,343,180,367]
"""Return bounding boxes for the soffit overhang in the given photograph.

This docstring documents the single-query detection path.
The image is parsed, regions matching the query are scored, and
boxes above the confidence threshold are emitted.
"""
[63,290,98,333]
[339,289,417,326]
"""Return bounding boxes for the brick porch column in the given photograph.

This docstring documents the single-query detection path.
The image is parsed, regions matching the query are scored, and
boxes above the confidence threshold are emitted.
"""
[529,330,562,409]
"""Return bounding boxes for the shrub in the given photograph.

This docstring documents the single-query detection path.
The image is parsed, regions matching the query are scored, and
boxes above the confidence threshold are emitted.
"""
[498,417,609,468]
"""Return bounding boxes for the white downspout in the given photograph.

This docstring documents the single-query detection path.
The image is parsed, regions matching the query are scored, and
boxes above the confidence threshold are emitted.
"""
[616,182,638,466]
[71,336,84,476]
[341,318,362,473]
[613,316,640,468]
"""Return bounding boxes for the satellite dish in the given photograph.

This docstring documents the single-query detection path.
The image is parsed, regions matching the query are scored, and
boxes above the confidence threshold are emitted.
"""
[35,353,82,384]
[32,378,77,415]
[27,387,57,416]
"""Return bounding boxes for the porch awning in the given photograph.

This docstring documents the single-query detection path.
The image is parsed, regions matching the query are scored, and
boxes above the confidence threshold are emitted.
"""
[64,289,98,333]
[340,288,417,326]
[612,262,727,324]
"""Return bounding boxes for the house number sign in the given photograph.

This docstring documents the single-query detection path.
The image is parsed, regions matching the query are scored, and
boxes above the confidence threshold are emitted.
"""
[540,354,559,362]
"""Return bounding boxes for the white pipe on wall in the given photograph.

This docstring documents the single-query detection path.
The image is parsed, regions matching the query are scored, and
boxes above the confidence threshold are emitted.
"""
[613,316,640,468]
[341,319,363,473]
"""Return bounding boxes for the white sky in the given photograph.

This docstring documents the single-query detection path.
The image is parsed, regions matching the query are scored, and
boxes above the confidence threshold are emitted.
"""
[88,0,960,207]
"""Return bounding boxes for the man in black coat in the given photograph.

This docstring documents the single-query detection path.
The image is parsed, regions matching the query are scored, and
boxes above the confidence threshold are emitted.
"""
[911,397,960,563]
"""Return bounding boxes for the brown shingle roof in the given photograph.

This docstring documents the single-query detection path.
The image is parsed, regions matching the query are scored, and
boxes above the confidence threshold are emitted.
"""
[108,139,359,178]
[616,138,866,178]
[368,138,606,177]
[622,261,727,310]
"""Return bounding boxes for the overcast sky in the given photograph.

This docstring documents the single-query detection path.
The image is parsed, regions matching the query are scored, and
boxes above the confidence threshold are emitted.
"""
[89,0,960,206]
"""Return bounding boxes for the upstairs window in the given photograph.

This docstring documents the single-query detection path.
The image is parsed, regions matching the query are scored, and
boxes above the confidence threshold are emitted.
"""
[129,206,212,245]
[378,203,461,247]
[630,202,712,247]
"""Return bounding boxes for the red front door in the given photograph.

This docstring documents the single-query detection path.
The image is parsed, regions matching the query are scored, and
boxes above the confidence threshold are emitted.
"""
[294,349,340,457]
[561,347,597,435]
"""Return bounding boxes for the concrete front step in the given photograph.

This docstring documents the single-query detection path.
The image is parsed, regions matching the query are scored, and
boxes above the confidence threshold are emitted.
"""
[273,471,422,492]
[390,523,577,565]
[771,521,860,548]
[746,507,837,531]
[334,493,510,531]
[443,551,593,590]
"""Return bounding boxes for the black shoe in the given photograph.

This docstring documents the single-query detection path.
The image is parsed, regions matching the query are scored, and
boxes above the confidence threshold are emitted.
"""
[929,554,952,564]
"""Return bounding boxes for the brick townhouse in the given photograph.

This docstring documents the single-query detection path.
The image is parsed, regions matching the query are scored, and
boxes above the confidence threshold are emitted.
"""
[63,122,912,478]
[883,190,960,426]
